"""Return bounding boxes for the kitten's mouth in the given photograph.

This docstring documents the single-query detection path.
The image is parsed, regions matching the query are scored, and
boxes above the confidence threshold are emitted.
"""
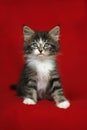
[37,53,45,56]
[37,54,44,56]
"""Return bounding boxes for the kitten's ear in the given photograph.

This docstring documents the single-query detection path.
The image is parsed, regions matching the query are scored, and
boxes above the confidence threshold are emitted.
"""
[49,26,60,41]
[23,26,35,41]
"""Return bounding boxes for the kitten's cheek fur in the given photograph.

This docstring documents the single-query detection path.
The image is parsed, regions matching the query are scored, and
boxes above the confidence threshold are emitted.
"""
[34,49,40,55]
[56,100,70,109]
[23,98,36,105]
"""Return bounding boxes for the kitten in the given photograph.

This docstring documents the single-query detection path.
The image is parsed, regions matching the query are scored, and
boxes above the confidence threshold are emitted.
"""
[13,26,70,109]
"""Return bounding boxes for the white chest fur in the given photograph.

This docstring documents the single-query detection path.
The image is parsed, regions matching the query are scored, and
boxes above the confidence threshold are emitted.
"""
[36,59,54,91]
[27,57,55,91]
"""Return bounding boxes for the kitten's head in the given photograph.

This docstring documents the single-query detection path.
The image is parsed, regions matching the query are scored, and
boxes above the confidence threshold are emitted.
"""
[23,26,60,58]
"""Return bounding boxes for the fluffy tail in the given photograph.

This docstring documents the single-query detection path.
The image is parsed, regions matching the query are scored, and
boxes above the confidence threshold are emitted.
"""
[10,85,17,90]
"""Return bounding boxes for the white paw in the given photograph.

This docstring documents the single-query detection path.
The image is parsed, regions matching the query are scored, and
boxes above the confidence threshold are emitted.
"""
[56,100,70,109]
[23,98,36,105]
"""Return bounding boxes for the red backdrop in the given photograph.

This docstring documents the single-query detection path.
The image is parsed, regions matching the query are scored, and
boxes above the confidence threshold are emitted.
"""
[0,0,87,130]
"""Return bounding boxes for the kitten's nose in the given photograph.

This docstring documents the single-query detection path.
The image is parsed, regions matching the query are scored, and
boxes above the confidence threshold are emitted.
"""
[39,50,43,53]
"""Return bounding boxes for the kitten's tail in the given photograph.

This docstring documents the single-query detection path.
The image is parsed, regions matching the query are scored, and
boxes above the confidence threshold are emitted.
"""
[10,85,17,90]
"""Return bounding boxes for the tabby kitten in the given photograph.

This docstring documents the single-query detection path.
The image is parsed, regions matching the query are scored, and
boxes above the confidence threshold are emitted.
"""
[16,26,70,109]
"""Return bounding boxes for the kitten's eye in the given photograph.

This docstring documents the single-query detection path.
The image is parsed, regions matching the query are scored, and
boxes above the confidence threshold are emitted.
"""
[32,43,38,48]
[44,43,51,48]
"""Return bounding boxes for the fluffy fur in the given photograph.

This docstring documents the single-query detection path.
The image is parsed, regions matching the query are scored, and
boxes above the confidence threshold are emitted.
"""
[11,26,70,109]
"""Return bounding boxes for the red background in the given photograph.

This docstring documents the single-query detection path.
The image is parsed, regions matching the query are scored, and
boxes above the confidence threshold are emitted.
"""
[0,0,87,130]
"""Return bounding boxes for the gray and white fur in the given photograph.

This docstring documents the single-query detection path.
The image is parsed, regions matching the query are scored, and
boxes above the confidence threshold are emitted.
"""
[16,26,70,109]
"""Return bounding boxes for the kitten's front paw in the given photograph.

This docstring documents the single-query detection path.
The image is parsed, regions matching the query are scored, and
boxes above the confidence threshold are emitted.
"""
[56,100,70,109]
[23,98,36,105]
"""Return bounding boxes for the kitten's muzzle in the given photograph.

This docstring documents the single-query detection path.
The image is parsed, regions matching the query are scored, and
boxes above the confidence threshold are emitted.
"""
[39,50,43,53]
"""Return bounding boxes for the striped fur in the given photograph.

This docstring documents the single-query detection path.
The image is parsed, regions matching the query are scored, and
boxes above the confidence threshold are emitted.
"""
[16,26,70,109]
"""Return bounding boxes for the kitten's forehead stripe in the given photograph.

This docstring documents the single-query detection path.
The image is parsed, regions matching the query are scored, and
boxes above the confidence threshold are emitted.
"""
[36,38,47,45]
[39,38,43,44]
[34,32,48,41]
[34,38,45,46]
